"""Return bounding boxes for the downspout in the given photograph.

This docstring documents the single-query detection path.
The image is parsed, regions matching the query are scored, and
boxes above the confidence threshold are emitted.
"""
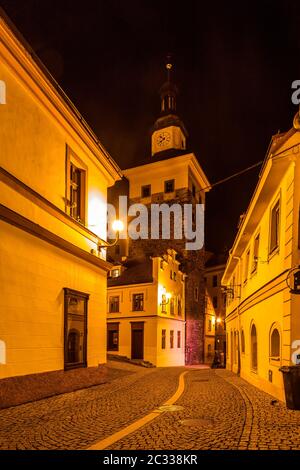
[233,256,242,376]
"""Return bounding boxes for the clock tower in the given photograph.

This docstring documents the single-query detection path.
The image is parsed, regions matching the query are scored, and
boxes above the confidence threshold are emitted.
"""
[151,62,188,156]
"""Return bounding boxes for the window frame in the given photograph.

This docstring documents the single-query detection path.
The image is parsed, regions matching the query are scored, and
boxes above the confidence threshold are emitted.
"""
[107,323,119,351]
[269,196,281,256]
[109,295,120,313]
[161,329,166,349]
[132,293,144,311]
[170,330,174,349]
[164,179,175,194]
[269,324,281,365]
[63,288,89,370]
[141,184,151,198]
[65,147,87,225]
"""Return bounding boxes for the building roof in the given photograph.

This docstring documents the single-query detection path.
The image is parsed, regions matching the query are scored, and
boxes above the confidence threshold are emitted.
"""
[107,256,153,287]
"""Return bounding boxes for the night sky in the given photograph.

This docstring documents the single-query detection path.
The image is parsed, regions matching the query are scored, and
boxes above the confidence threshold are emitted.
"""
[1,0,300,253]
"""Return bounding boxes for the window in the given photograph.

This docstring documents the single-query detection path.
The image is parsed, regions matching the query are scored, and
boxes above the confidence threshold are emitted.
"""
[132,293,144,311]
[170,270,173,279]
[244,250,250,282]
[160,260,164,270]
[213,275,218,287]
[107,323,119,351]
[110,268,120,278]
[270,327,280,359]
[109,296,120,313]
[64,288,88,369]
[208,319,212,332]
[164,179,175,193]
[173,271,176,281]
[141,185,151,198]
[252,234,260,273]
[161,294,167,313]
[178,297,182,316]
[69,161,86,224]
[194,287,199,301]
[170,298,175,315]
[170,330,174,348]
[251,323,258,371]
[161,329,166,349]
[241,329,245,353]
[213,296,218,309]
[270,199,280,254]
[177,331,181,348]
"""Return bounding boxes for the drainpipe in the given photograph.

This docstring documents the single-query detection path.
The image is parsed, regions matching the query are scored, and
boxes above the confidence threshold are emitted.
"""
[233,256,242,376]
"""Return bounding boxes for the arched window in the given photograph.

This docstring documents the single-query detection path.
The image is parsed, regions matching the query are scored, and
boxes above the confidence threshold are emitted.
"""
[241,329,245,354]
[0,340,6,364]
[270,327,280,359]
[251,323,258,370]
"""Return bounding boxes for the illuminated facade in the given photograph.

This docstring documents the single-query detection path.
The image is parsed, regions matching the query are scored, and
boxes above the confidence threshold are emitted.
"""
[108,64,210,364]
[204,290,216,364]
[222,114,300,401]
[205,259,226,365]
[107,249,186,367]
[0,16,121,379]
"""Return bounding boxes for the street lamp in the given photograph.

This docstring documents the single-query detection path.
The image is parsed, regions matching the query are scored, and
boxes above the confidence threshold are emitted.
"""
[97,219,124,250]
[286,266,300,294]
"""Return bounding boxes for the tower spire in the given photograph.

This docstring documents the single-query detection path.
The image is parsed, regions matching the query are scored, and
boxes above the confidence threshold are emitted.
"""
[160,55,178,115]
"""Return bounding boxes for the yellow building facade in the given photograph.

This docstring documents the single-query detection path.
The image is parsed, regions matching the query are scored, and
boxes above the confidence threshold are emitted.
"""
[204,290,216,364]
[222,116,300,401]
[0,16,121,379]
[107,250,186,367]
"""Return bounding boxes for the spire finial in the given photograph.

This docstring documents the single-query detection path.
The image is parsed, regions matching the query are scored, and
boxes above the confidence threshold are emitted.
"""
[166,53,173,81]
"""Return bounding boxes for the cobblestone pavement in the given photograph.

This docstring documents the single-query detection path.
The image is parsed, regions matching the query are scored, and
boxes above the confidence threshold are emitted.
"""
[110,369,300,450]
[0,362,184,450]
[1,365,300,450]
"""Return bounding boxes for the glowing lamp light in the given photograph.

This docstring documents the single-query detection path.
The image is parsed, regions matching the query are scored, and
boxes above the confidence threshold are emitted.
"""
[216,317,222,324]
[112,219,124,232]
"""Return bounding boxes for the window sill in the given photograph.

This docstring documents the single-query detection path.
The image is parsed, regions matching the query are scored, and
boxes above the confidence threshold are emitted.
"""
[268,247,279,262]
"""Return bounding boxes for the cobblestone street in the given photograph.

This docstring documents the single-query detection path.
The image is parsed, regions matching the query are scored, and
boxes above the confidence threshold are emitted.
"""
[1,363,300,450]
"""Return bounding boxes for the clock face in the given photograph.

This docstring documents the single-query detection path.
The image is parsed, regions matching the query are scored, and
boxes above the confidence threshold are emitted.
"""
[156,131,171,147]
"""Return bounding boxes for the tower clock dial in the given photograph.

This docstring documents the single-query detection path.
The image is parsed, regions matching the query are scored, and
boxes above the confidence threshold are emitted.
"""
[156,131,171,147]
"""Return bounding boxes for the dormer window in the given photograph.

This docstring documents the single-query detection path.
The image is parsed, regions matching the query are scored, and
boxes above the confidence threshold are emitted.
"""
[110,268,120,278]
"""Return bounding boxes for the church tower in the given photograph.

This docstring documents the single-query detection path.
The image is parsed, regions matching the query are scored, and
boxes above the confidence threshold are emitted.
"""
[110,60,211,365]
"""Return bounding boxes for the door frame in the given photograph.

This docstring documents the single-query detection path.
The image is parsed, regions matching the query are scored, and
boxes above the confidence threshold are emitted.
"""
[130,322,144,360]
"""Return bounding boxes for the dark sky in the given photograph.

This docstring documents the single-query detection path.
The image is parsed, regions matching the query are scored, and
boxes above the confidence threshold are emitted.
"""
[1,0,300,252]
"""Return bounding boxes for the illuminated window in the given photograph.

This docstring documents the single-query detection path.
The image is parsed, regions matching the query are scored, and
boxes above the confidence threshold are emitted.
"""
[164,179,175,193]
[107,323,119,351]
[110,268,120,278]
[270,199,280,254]
[109,296,120,313]
[177,331,181,348]
[132,293,144,311]
[161,329,166,349]
[161,294,167,313]
[141,185,151,198]
[170,330,174,348]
